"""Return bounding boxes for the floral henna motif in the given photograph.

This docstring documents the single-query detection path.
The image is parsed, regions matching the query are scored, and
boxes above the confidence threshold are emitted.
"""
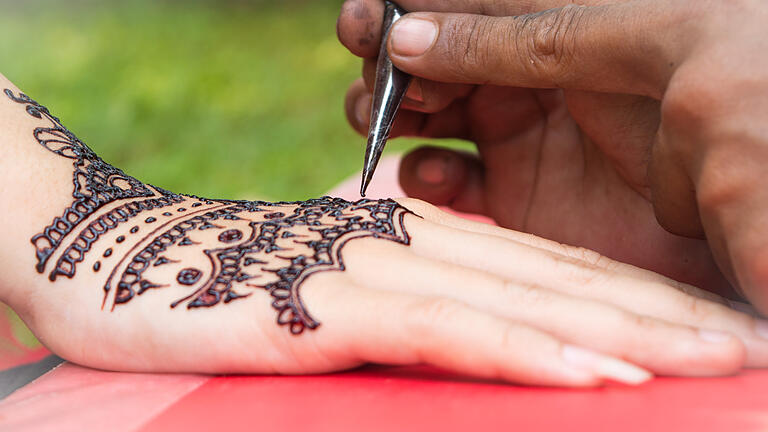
[4,89,181,278]
[6,89,415,334]
[104,197,412,334]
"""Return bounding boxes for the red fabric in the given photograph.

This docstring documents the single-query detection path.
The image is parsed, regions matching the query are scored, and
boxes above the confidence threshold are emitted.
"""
[140,366,768,432]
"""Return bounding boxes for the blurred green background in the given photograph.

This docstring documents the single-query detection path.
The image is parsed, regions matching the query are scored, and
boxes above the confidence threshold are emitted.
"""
[0,0,467,201]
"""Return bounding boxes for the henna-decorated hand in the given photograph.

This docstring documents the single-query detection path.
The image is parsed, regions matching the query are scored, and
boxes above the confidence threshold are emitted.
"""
[2,75,768,387]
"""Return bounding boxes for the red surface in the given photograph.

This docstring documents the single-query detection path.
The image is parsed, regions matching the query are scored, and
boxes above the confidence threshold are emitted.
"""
[140,366,768,432]
[0,304,50,371]
[0,363,208,432]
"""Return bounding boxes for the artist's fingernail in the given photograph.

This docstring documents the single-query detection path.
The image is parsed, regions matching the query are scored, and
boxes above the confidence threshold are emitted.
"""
[698,329,732,343]
[416,156,447,185]
[405,80,424,103]
[562,345,652,385]
[390,18,438,57]
[755,320,768,340]
[356,93,372,127]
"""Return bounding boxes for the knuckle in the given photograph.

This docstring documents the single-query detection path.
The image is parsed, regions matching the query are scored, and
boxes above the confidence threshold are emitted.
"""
[395,197,439,217]
[411,298,464,332]
[513,282,553,308]
[682,295,714,321]
[628,314,661,333]
[447,15,497,81]
[662,73,724,129]
[498,324,520,353]
[615,313,666,353]
[552,255,604,286]
[695,147,754,212]
[565,246,615,270]
[516,5,586,85]
[662,62,765,133]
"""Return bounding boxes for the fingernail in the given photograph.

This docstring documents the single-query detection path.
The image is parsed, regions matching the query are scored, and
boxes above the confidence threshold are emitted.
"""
[355,93,372,127]
[562,345,652,385]
[390,18,438,57]
[416,156,447,185]
[405,80,424,103]
[698,329,732,343]
[755,320,768,340]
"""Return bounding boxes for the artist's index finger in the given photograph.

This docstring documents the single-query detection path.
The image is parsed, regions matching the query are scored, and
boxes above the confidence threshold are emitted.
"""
[338,0,386,58]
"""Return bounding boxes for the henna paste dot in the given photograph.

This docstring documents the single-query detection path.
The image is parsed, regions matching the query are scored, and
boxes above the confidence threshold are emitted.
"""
[145,217,156,223]
[264,212,285,219]
[130,226,139,234]
[177,208,187,212]
[163,212,173,217]
[93,261,101,272]
[116,235,125,243]
[177,268,202,285]
[218,229,243,243]
[103,248,113,258]
[191,203,202,208]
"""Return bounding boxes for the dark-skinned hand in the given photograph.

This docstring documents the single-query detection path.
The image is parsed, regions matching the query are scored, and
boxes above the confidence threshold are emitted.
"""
[337,0,768,307]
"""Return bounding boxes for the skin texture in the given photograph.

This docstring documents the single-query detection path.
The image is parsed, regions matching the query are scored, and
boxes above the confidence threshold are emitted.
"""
[4,72,768,386]
[338,0,768,308]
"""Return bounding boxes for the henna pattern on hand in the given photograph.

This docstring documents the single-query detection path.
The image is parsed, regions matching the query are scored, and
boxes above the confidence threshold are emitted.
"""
[6,89,415,334]
[4,89,183,279]
[104,197,411,334]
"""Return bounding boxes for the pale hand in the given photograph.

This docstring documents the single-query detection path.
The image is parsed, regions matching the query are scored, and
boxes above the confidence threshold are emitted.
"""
[0,73,766,388]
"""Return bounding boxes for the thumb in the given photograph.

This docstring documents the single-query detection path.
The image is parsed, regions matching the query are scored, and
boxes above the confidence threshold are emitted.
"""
[399,146,487,216]
[387,6,675,98]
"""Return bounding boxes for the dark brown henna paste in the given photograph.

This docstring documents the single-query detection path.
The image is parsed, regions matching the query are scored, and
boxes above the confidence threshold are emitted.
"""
[4,89,184,279]
[7,89,415,335]
[103,197,412,334]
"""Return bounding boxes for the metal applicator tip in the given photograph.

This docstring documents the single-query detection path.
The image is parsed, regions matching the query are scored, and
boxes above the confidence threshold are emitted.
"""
[359,0,411,197]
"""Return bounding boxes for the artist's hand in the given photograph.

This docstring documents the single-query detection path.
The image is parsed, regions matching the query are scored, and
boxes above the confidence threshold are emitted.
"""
[338,0,768,309]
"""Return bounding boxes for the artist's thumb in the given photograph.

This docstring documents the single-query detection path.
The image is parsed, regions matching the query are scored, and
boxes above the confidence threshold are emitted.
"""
[386,7,667,96]
[399,146,487,216]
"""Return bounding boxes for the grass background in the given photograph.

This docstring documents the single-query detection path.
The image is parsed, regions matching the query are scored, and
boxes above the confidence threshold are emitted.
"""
[0,0,468,201]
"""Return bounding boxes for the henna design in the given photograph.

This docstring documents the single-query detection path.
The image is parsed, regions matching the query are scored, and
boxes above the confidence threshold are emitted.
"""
[5,89,183,279]
[104,197,412,334]
[7,89,416,335]
[50,194,184,280]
